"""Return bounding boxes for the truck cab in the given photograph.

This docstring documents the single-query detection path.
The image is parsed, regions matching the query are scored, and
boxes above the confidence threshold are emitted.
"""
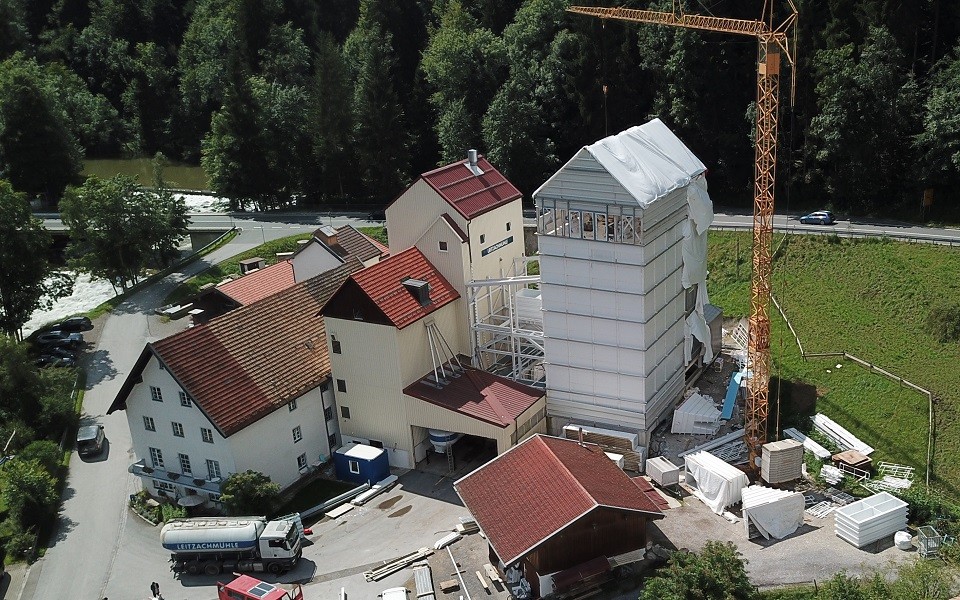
[258,519,301,562]
[217,575,303,600]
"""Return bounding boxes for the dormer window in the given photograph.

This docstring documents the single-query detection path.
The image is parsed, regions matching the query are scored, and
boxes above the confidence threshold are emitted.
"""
[402,278,431,306]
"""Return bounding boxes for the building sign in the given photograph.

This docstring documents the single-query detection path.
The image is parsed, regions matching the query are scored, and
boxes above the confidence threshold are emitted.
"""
[481,235,513,257]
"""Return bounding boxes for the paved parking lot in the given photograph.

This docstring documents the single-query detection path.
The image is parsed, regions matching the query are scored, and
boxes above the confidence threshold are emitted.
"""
[299,469,508,599]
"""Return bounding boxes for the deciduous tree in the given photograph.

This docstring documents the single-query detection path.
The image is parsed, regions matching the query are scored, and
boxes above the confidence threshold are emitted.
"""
[639,541,756,600]
[0,180,72,339]
[219,470,280,516]
[1,459,58,527]
[60,173,188,290]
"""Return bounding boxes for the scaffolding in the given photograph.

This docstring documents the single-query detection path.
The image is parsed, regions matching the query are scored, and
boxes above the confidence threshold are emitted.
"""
[468,257,545,387]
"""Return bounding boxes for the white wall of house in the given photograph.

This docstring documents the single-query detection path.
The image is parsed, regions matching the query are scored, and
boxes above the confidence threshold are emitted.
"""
[228,385,327,490]
[125,355,237,499]
[465,201,525,282]
[291,239,343,283]
[387,179,464,254]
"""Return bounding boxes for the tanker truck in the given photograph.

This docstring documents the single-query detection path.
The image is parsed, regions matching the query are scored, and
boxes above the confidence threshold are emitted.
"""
[160,516,301,576]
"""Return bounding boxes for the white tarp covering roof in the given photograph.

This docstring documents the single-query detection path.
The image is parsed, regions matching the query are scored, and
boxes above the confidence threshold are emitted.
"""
[741,485,805,540]
[684,451,749,515]
[533,118,707,207]
[671,393,721,435]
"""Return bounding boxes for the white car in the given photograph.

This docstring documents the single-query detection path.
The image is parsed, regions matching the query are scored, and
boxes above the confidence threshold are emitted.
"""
[379,588,409,600]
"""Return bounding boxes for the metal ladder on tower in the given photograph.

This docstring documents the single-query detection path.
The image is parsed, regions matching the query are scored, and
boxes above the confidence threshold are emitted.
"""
[446,444,455,473]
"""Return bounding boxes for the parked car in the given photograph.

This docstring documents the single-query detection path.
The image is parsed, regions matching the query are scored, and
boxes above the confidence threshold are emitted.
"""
[799,210,836,225]
[35,330,83,348]
[367,209,386,222]
[57,316,93,331]
[44,346,77,360]
[36,355,76,368]
[76,424,105,457]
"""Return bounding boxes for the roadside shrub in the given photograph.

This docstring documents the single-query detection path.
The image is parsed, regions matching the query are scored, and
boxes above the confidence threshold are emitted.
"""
[160,503,187,522]
[895,487,960,529]
[18,441,62,474]
[927,303,960,343]
[3,521,36,560]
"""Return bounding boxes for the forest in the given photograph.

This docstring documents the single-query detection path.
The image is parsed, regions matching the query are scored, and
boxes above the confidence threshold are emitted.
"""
[1,0,959,218]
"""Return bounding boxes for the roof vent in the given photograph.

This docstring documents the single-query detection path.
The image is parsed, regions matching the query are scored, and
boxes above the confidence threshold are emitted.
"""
[402,278,431,306]
[466,149,484,176]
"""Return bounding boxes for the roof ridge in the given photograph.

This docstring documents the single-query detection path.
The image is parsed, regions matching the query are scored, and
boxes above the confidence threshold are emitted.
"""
[545,437,597,510]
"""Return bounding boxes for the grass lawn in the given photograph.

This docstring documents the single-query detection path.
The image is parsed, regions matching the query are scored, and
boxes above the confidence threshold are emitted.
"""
[708,232,960,498]
[358,226,387,246]
[164,232,314,306]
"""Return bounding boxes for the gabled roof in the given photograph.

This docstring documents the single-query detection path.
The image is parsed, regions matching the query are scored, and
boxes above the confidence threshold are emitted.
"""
[455,435,664,565]
[403,366,543,427]
[333,225,389,262]
[534,118,705,208]
[327,247,459,330]
[216,260,295,306]
[109,258,363,436]
[419,155,522,220]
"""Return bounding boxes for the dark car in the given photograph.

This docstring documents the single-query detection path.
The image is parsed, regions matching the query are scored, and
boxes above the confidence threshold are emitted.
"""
[77,425,105,457]
[36,355,76,368]
[44,346,77,360]
[57,316,93,331]
[367,210,386,222]
[35,330,84,348]
[799,211,835,225]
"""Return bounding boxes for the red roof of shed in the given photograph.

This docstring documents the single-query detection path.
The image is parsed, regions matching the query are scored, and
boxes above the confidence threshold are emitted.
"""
[403,366,543,427]
[348,247,459,329]
[455,435,664,565]
[420,155,522,220]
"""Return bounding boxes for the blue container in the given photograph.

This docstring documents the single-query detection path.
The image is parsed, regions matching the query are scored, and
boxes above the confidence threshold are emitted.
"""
[334,443,389,485]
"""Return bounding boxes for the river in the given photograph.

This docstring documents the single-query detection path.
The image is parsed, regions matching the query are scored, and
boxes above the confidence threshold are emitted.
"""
[83,158,211,191]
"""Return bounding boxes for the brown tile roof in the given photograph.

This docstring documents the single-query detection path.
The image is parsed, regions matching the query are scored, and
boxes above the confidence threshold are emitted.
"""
[455,435,664,565]
[633,477,671,511]
[347,247,459,329]
[403,366,543,427]
[216,260,295,306]
[334,225,388,262]
[109,258,362,436]
[420,155,521,220]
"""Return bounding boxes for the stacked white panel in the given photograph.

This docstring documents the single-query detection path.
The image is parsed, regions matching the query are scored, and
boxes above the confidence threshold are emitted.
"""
[760,439,804,484]
[833,492,908,548]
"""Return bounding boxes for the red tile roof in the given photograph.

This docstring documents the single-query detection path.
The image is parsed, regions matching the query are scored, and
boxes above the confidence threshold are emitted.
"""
[347,247,459,329]
[216,260,295,306]
[109,259,363,436]
[403,366,543,427]
[420,155,522,220]
[455,435,664,565]
[633,477,671,511]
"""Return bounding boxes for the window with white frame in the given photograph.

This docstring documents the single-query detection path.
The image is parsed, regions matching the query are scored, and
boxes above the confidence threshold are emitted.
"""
[201,427,214,443]
[337,379,347,393]
[288,399,297,411]
[179,391,192,407]
[348,459,360,474]
[438,240,448,252]
[206,459,221,480]
[324,406,333,421]
[208,492,222,502]
[143,416,155,431]
[149,447,164,468]
[172,422,184,437]
[150,386,163,402]
[506,222,511,231]
[297,453,307,470]
[178,453,192,475]
[292,426,302,443]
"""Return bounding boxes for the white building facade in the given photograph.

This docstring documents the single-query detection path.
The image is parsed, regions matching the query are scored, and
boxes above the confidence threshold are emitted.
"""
[533,119,714,446]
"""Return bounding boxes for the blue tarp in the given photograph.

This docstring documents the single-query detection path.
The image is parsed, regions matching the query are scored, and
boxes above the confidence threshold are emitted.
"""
[721,371,743,420]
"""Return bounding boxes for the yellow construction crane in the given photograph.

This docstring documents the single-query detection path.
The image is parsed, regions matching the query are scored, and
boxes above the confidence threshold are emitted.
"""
[568,1,798,469]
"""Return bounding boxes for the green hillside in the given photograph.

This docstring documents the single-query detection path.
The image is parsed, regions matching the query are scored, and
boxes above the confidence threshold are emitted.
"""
[708,232,960,498]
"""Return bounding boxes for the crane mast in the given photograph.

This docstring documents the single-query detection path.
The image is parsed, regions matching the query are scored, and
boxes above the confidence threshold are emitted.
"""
[568,2,798,469]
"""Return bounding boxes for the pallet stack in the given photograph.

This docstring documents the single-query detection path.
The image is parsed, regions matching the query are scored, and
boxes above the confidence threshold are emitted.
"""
[760,439,804,484]
[562,425,645,471]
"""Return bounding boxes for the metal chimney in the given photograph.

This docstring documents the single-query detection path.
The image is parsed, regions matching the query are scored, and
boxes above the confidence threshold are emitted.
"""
[465,149,484,176]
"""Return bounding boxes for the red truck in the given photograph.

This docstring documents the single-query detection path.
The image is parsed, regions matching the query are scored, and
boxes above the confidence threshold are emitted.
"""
[217,574,303,600]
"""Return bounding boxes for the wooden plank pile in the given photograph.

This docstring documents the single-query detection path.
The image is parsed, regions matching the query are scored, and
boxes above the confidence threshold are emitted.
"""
[562,425,644,471]
[364,548,434,581]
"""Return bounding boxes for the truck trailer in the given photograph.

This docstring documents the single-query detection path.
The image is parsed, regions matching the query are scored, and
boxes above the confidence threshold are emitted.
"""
[161,516,301,576]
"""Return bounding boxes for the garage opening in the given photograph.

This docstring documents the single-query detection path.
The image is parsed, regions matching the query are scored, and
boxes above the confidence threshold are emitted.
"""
[414,431,497,477]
